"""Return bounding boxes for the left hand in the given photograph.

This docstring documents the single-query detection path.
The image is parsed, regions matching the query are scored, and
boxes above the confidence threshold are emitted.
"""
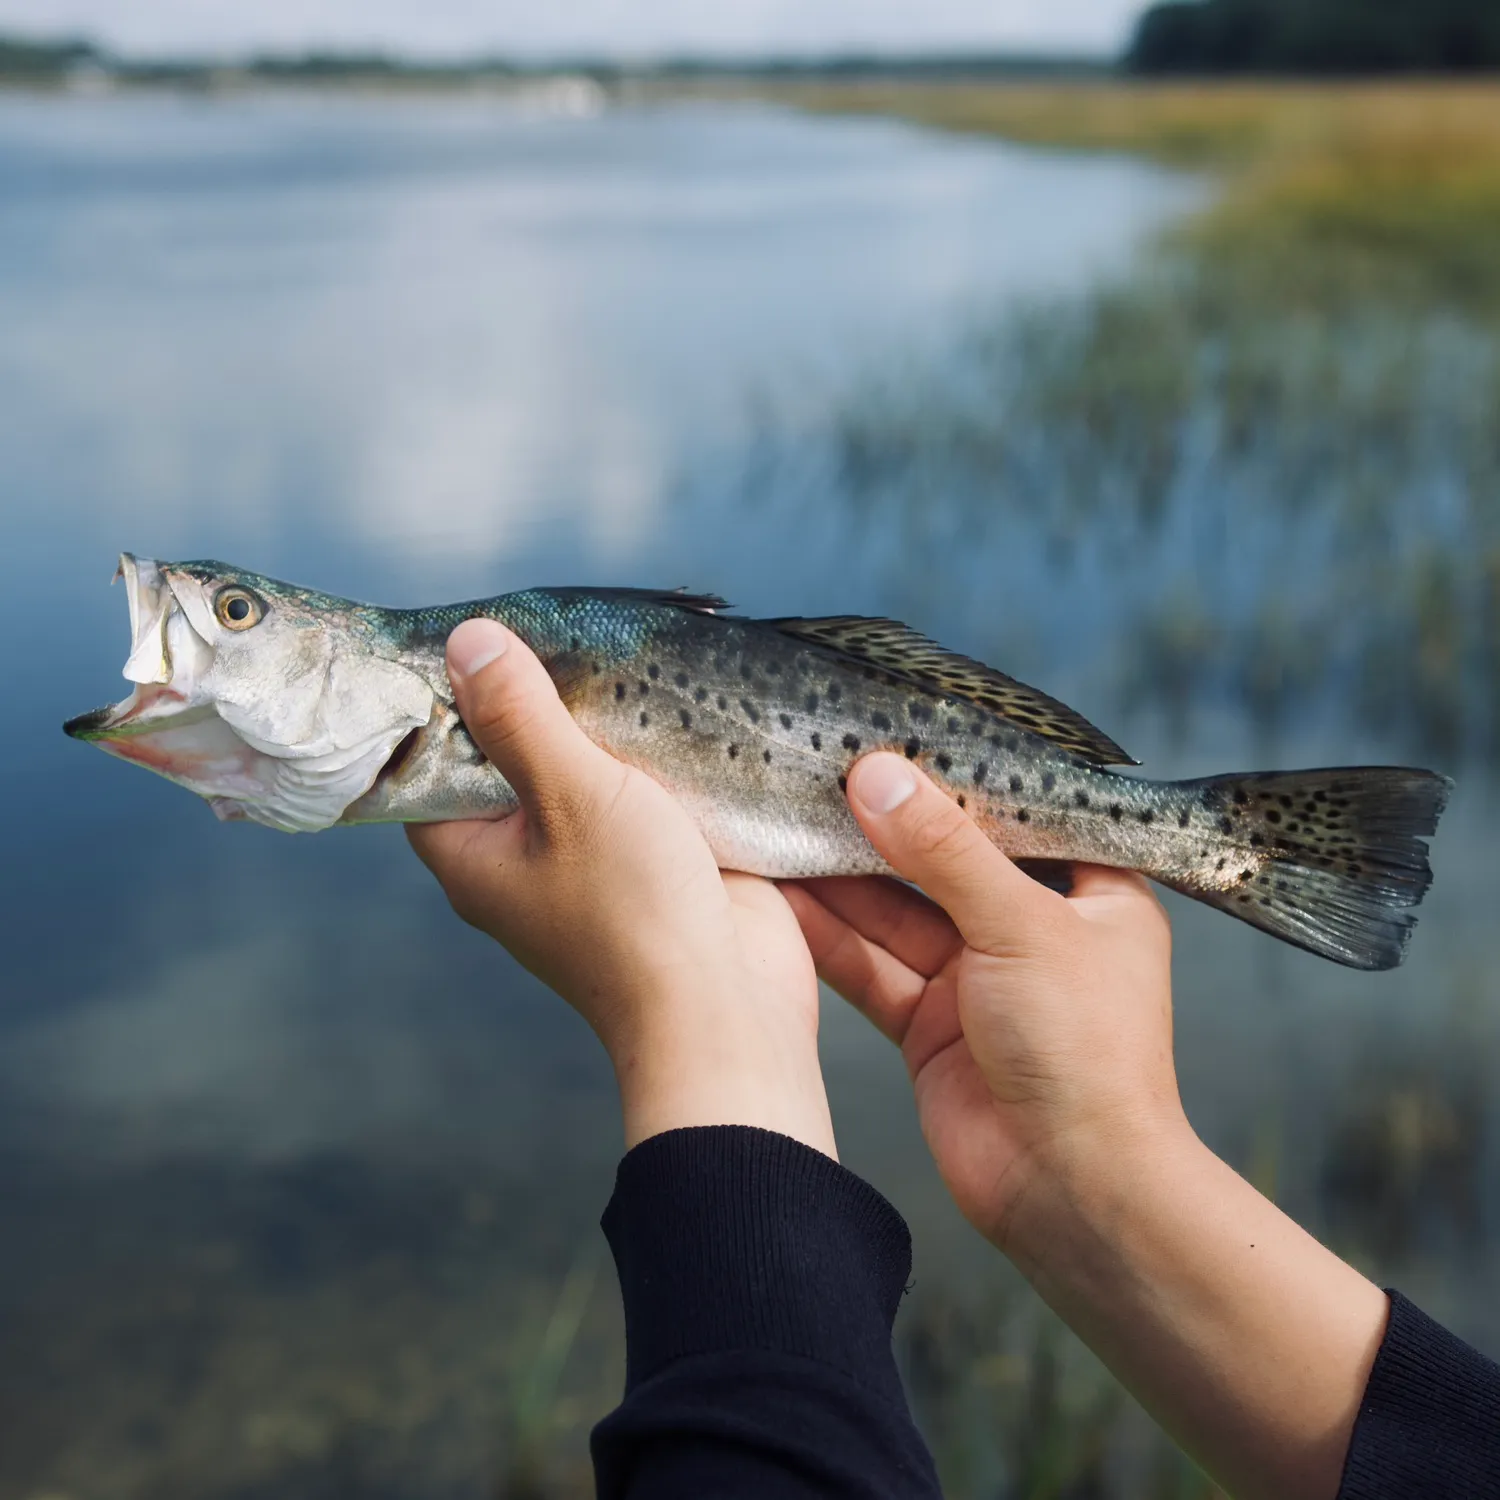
[407,618,835,1157]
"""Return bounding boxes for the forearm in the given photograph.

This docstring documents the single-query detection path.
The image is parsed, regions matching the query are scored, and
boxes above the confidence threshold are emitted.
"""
[592,1127,941,1499]
[1007,1123,1388,1500]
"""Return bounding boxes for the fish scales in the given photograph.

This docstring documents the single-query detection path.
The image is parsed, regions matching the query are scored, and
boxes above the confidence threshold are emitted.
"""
[66,559,1452,971]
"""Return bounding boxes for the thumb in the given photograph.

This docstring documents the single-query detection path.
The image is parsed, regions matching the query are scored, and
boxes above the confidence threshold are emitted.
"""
[845,753,1061,958]
[446,617,615,823]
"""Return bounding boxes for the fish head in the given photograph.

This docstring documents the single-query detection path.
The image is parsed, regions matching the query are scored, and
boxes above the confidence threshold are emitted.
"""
[64,554,434,831]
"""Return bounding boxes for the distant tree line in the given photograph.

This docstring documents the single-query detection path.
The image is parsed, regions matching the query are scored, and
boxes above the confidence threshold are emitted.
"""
[1129,0,1500,73]
[0,34,101,78]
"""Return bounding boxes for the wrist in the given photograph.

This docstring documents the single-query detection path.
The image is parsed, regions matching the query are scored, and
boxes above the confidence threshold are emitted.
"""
[611,1005,838,1161]
[994,1107,1204,1278]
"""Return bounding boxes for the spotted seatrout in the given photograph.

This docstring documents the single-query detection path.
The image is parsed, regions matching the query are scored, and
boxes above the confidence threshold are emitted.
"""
[66,555,1451,970]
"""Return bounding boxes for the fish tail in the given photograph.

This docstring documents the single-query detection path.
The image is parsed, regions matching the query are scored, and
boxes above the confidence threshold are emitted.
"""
[1161,767,1452,971]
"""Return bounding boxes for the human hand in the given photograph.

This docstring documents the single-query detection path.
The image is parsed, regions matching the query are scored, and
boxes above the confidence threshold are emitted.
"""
[781,751,1185,1261]
[408,618,834,1157]
[788,754,1394,1500]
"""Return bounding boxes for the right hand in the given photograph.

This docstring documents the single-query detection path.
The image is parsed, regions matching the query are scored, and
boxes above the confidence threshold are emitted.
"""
[782,751,1187,1258]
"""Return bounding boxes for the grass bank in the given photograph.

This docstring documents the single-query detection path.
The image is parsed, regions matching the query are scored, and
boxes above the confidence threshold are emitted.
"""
[751,80,1500,308]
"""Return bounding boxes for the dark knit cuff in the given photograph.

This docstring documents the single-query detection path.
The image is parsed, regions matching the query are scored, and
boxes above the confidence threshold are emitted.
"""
[1339,1290,1500,1499]
[601,1126,913,1407]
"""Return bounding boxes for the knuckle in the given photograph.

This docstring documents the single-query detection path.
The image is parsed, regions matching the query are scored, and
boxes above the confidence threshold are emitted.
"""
[462,676,544,758]
[906,801,978,869]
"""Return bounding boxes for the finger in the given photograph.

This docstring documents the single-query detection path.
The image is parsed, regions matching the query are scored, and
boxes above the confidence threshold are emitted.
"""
[445,618,617,824]
[780,884,929,1043]
[844,753,1064,958]
[1066,863,1169,928]
[791,874,961,979]
[405,813,524,879]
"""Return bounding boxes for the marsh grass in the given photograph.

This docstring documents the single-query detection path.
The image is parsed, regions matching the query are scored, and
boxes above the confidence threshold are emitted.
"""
[752,80,1500,310]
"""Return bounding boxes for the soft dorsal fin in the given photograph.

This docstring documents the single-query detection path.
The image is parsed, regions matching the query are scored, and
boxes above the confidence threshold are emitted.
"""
[763,615,1138,766]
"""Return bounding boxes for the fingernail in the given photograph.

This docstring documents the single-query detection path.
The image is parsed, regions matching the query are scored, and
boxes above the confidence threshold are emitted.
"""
[448,618,510,680]
[850,755,916,814]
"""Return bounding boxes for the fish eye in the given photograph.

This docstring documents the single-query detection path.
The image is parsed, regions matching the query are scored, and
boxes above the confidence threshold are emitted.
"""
[214,586,265,631]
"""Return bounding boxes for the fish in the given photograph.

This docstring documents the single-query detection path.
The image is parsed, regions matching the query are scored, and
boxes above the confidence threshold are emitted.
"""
[65,554,1451,971]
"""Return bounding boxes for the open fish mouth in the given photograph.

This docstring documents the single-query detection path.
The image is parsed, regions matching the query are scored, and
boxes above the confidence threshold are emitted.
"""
[65,552,438,831]
[64,554,216,742]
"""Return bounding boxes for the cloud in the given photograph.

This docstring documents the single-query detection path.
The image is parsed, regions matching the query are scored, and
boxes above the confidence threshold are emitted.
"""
[0,0,1142,60]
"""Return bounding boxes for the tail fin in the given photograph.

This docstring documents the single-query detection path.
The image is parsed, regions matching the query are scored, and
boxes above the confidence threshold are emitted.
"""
[1163,768,1452,971]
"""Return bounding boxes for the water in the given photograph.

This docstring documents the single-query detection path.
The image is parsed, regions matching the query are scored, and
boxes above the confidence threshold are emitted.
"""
[0,90,1494,1499]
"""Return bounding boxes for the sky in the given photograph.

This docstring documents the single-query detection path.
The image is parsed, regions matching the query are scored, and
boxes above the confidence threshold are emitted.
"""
[0,0,1144,61]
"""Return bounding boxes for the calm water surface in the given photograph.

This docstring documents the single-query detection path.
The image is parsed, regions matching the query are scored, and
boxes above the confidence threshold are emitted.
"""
[1,92,1494,1499]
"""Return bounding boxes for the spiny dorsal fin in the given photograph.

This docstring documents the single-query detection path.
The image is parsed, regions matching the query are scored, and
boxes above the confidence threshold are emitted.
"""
[617,586,730,615]
[764,616,1138,767]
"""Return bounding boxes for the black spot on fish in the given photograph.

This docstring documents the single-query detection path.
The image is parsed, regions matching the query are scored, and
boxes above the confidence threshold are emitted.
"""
[740,662,752,680]
[974,762,989,786]
[1139,809,1154,824]
[779,713,793,730]
[675,671,689,688]
[1266,810,1282,825]
[740,698,761,723]
[838,773,848,792]
[614,682,626,701]
[727,743,739,759]
[1219,815,1234,835]
[970,722,984,737]
[956,794,967,809]
[695,687,708,703]
[763,749,772,764]
[569,636,580,651]
[805,692,820,713]
[1249,833,1264,848]
[1041,772,1056,793]
[905,738,921,759]
[1005,735,1020,753]
[1109,803,1124,822]
[843,733,861,752]
[1232,787,1248,805]
[1077,791,1091,809]
[1009,774,1024,794]
[1178,808,1190,827]
[948,717,963,734]
[679,709,692,729]
[638,681,649,696]
[1216,857,1227,871]
[647,664,659,680]
[1242,869,1255,882]
[871,711,892,731]
[936,753,952,773]
[811,732,822,751]
[1016,808,1030,823]
[827,683,842,702]
[717,695,728,711]
[639,711,649,727]
[909,701,933,723]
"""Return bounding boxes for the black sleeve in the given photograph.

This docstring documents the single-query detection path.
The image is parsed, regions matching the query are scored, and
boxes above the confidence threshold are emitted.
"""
[1338,1290,1500,1499]
[590,1125,941,1500]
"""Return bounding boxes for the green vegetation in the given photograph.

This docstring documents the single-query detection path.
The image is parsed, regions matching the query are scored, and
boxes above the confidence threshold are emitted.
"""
[0,33,100,80]
[1129,0,1500,75]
